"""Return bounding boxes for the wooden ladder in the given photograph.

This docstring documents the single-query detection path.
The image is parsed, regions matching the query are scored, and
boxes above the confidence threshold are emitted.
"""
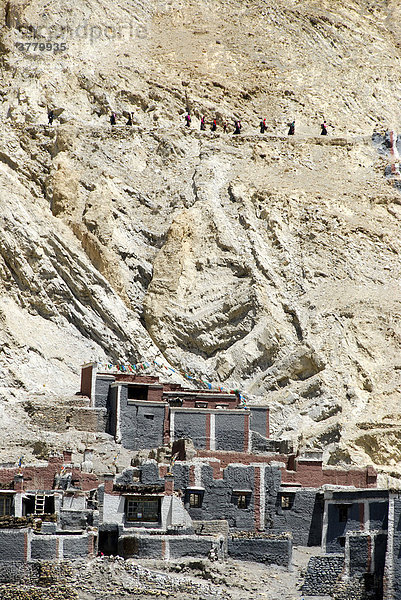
[35,494,45,515]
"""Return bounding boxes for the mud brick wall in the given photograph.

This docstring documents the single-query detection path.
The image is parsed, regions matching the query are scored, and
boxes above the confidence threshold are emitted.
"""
[302,555,344,596]
[228,536,292,567]
[70,407,107,432]
[192,520,229,537]
[29,406,106,433]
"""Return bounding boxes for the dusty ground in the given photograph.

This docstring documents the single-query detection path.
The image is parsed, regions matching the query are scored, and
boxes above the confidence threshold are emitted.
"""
[71,547,325,600]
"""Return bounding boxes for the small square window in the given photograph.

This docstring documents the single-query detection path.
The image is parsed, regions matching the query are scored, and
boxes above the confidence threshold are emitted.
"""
[126,498,160,522]
[280,493,295,510]
[144,414,154,420]
[233,493,249,509]
[189,493,202,508]
[0,495,12,517]
[195,401,208,408]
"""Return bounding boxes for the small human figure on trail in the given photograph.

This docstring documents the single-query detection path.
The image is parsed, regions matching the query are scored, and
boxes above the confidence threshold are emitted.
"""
[234,120,242,134]
[288,120,295,135]
[110,113,116,126]
[260,118,266,133]
[48,110,54,125]
[223,121,228,133]
[321,120,328,135]
[185,112,191,127]
[211,118,217,132]
[126,113,133,126]
[200,115,206,130]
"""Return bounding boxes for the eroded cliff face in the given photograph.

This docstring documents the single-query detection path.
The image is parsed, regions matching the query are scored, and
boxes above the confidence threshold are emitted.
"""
[0,0,401,478]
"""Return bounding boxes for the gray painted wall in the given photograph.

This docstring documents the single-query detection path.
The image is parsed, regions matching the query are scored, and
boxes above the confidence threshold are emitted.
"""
[119,389,165,450]
[63,535,91,559]
[348,535,369,576]
[326,502,361,553]
[119,535,162,559]
[271,490,324,546]
[228,537,292,567]
[249,407,268,437]
[31,536,57,560]
[215,413,245,451]
[0,529,26,562]
[108,387,117,437]
[174,412,207,448]
[95,376,114,408]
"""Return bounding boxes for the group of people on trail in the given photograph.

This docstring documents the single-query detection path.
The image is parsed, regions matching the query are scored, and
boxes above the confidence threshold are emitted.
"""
[45,107,331,136]
[185,113,332,136]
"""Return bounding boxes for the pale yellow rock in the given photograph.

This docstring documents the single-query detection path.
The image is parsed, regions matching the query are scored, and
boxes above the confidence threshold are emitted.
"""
[0,0,401,478]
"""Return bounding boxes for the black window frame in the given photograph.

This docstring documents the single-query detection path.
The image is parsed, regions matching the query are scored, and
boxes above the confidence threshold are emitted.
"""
[0,494,13,517]
[231,492,251,509]
[185,490,204,508]
[280,493,295,510]
[125,496,161,523]
[338,504,350,523]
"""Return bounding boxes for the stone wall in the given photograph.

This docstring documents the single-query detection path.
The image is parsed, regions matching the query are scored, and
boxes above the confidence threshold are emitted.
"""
[28,406,106,433]
[302,555,344,596]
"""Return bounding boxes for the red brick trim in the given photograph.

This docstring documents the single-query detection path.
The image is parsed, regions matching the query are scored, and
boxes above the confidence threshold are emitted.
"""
[359,503,365,530]
[163,405,170,445]
[189,465,196,487]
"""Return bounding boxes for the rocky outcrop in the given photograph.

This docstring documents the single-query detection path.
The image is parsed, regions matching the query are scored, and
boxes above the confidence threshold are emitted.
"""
[0,0,401,474]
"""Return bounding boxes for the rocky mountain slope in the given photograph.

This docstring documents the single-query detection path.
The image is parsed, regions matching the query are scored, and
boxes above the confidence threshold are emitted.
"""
[1,0,401,480]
